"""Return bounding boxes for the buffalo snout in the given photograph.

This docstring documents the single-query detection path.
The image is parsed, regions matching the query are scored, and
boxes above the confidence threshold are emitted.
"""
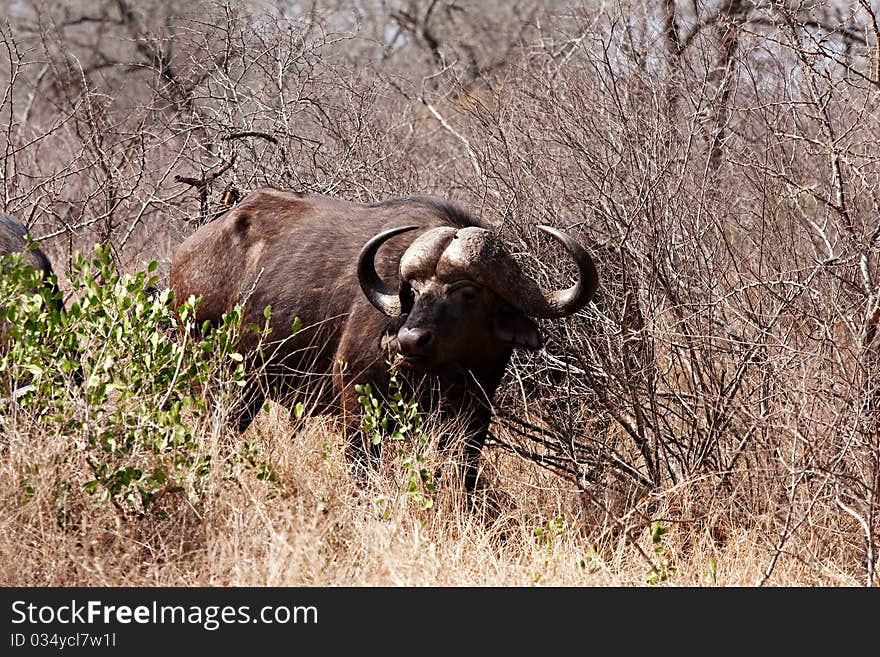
[397,326,434,359]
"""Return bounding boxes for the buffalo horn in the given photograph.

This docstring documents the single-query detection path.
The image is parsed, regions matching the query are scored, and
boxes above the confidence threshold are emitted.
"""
[357,225,419,316]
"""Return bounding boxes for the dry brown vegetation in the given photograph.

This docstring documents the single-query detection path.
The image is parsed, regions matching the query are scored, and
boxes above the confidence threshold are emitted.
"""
[1,0,879,586]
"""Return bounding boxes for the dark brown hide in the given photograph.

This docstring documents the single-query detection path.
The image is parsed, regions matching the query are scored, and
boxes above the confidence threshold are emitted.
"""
[169,188,597,492]
[0,211,56,281]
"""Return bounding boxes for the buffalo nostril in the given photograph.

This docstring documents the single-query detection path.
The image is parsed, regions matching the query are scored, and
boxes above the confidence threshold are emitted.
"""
[397,327,433,356]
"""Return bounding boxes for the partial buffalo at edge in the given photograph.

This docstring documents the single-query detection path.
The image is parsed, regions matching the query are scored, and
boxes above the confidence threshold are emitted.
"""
[1,211,64,321]
[0,211,57,282]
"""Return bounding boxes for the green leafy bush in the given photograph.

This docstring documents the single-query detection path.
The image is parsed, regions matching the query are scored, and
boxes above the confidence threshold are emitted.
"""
[646,520,676,585]
[356,364,435,511]
[1,245,250,517]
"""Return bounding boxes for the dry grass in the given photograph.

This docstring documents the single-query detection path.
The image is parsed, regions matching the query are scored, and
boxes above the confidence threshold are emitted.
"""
[0,400,856,587]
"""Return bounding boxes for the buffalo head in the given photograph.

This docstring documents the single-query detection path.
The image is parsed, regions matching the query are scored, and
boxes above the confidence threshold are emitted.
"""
[358,223,598,376]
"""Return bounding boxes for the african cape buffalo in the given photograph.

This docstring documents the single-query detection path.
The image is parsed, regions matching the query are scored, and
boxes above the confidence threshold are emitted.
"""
[169,188,598,492]
[1,211,69,401]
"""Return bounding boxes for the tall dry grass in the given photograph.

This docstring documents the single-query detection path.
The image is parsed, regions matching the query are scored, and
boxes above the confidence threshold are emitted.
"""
[1,401,858,586]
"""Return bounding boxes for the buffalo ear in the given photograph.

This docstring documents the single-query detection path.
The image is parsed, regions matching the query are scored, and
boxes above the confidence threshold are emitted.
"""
[493,311,542,350]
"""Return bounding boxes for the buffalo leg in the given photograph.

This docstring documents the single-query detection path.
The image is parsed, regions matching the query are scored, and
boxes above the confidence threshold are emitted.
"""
[461,435,484,494]
[339,385,382,486]
[461,423,489,494]
[233,377,266,433]
[436,420,488,494]
[345,428,381,486]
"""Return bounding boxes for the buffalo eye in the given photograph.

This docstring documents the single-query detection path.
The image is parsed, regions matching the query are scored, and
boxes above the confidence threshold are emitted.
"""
[455,285,478,303]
